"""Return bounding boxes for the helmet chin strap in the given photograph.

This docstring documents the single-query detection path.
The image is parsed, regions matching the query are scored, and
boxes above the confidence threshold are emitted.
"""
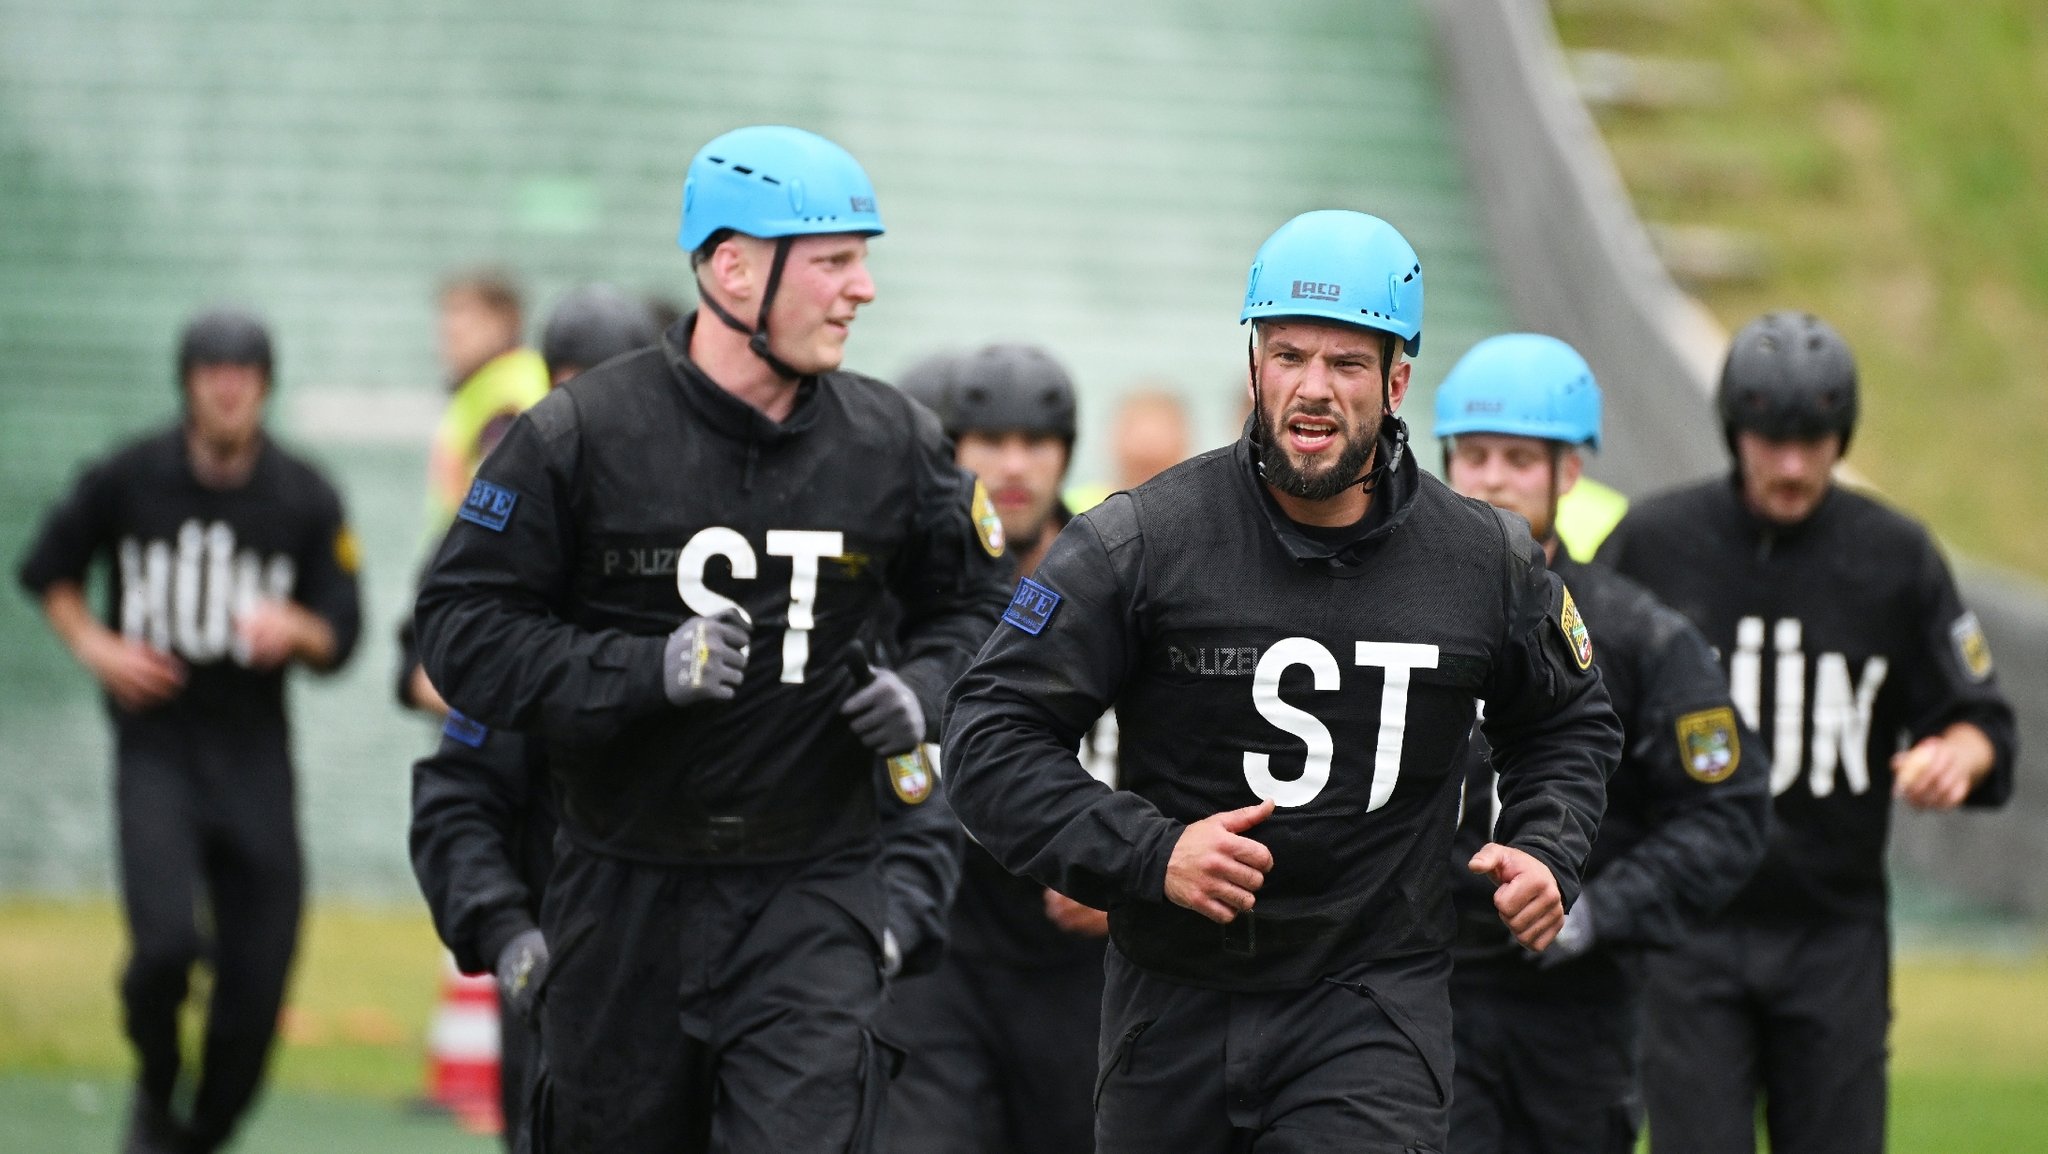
[1246,329,1406,495]
[696,236,804,380]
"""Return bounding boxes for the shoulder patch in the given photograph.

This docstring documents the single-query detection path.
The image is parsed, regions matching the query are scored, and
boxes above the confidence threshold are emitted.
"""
[333,526,361,575]
[1951,611,1994,682]
[887,747,935,805]
[1003,577,1061,635]
[1676,706,1740,783]
[1558,584,1594,670]
[971,479,1006,557]
[457,479,519,532]
[443,710,489,749]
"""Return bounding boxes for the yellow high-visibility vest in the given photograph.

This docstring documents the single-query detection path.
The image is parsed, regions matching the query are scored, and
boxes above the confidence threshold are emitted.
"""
[426,348,550,530]
[1556,476,1629,563]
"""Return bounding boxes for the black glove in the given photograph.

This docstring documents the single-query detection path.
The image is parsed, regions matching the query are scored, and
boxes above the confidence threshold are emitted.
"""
[840,667,926,757]
[1537,902,1596,969]
[495,927,551,1025]
[662,610,749,707]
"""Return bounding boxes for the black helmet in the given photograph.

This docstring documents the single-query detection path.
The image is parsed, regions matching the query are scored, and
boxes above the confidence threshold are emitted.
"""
[541,284,658,377]
[945,343,1078,446]
[177,308,273,389]
[897,349,962,422]
[1717,311,1859,454]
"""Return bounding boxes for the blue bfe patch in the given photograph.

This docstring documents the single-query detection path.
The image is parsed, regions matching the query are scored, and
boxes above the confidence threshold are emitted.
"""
[1003,577,1062,635]
[443,710,489,748]
[458,479,519,532]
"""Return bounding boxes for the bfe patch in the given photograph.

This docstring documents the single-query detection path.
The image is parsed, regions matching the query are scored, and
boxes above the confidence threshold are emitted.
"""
[1676,706,1741,783]
[1003,577,1060,635]
[457,479,518,532]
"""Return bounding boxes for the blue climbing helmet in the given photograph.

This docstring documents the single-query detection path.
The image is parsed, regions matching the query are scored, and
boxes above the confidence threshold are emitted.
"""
[678,125,884,253]
[1435,333,1602,451]
[677,125,884,378]
[1240,210,1424,355]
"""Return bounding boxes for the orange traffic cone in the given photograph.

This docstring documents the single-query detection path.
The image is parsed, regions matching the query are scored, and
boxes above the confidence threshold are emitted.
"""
[424,953,503,1135]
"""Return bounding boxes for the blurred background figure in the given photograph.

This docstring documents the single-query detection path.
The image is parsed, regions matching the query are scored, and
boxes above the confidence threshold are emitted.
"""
[539,283,660,386]
[15,310,363,1154]
[408,280,657,1149]
[425,271,549,532]
[401,272,555,716]
[1602,313,2018,1154]
[1063,386,1193,513]
[1111,386,1189,491]
[882,343,1108,1154]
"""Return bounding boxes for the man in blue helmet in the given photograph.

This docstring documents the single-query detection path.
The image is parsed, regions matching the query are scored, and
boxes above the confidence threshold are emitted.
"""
[943,211,1618,1152]
[1433,333,1770,1154]
[1599,312,2017,1154]
[413,125,1010,1152]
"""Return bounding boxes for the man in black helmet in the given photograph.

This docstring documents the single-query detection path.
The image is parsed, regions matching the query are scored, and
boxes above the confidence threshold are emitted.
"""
[414,126,1009,1152]
[409,282,657,1148]
[1598,311,2018,1154]
[883,343,1111,1154]
[17,309,363,1154]
[539,283,661,386]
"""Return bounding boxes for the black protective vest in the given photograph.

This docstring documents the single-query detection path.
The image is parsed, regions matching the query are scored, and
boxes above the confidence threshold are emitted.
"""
[1105,443,1550,987]
[439,324,1000,863]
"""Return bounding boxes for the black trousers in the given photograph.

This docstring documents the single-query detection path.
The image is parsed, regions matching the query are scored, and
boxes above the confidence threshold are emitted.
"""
[1449,962,1643,1154]
[533,838,894,1153]
[881,951,1104,1154]
[114,721,303,1152]
[1092,945,1452,1154]
[1642,916,1889,1154]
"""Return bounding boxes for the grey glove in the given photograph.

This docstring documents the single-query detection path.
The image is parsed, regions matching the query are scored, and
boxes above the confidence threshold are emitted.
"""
[1537,902,1596,969]
[839,666,926,756]
[495,927,551,1025]
[662,611,749,707]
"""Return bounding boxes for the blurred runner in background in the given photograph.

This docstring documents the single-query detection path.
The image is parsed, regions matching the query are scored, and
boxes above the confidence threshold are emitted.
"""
[1434,332,1769,1154]
[408,283,656,1149]
[402,271,552,716]
[1601,311,2020,1154]
[884,342,1107,1154]
[17,309,363,1154]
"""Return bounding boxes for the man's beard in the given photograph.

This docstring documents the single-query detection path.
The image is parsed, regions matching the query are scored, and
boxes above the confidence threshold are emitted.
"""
[1255,403,1380,501]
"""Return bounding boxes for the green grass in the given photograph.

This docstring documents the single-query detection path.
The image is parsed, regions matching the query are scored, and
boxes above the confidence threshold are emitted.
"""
[0,1076,495,1154]
[3,901,2046,1149]
[0,900,448,1099]
[1553,0,2048,578]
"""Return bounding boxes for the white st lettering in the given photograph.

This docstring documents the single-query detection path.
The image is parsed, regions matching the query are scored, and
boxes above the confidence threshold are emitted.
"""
[766,530,843,684]
[1356,641,1442,810]
[1244,637,1339,807]
[675,526,847,685]
[1243,637,1440,809]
